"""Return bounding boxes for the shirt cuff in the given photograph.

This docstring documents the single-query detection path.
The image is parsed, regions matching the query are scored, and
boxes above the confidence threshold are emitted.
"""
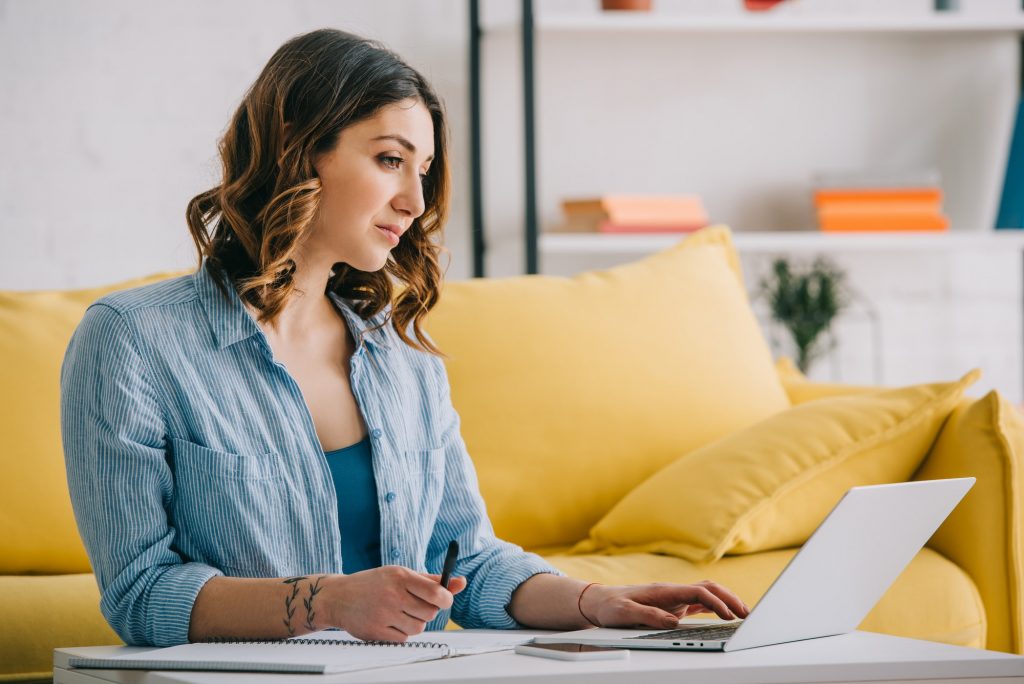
[148,562,224,646]
[474,552,565,630]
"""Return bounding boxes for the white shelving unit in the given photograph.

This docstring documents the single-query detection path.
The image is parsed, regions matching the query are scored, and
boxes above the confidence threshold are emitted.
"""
[484,8,1024,262]
[495,13,1024,34]
[542,230,1024,254]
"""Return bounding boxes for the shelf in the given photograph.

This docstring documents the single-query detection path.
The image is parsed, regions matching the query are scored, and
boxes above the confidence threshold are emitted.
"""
[540,231,1024,255]
[489,13,1024,34]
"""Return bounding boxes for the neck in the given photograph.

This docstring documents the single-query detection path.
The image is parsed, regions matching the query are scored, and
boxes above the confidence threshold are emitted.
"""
[248,251,337,341]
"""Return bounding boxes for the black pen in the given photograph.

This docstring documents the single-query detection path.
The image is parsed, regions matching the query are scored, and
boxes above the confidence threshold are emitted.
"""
[439,540,459,590]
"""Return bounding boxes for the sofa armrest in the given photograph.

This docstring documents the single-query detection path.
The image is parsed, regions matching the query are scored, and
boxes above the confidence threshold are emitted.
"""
[914,392,1024,654]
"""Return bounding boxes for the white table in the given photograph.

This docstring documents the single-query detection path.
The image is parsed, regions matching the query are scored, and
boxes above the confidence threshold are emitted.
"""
[54,631,1024,684]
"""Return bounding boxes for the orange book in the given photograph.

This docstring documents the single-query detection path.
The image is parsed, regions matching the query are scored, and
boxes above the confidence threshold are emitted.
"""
[814,187,943,208]
[597,220,707,234]
[562,194,708,227]
[820,215,948,232]
[563,194,703,214]
[818,201,942,216]
[818,203,949,232]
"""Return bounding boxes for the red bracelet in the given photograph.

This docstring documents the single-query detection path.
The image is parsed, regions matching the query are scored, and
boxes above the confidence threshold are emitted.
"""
[578,582,603,627]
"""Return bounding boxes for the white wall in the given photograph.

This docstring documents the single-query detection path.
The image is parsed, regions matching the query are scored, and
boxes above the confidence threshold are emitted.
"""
[2,0,1022,402]
[0,0,471,287]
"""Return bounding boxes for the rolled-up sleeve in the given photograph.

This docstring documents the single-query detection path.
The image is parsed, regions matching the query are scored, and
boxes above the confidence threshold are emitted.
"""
[424,357,562,630]
[61,303,222,646]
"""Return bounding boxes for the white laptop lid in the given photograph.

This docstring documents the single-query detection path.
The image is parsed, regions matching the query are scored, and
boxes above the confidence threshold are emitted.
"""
[724,477,974,651]
[537,478,974,652]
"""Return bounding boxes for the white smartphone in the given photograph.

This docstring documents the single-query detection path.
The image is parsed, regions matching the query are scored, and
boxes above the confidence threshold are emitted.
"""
[514,642,630,661]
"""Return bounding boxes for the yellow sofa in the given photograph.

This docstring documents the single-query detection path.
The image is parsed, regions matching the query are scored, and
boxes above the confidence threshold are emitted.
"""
[1,227,1021,682]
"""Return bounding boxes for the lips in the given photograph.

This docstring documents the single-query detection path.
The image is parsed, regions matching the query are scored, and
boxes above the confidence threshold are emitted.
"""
[375,224,402,246]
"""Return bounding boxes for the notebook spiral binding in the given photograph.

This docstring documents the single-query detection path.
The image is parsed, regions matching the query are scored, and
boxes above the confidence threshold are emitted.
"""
[201,636,447,650]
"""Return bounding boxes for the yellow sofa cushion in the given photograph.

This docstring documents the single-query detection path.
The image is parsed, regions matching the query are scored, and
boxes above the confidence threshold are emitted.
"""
[775,357,880,404]
[0,272,182,574]
[426,226,791,549]
[574,371,979,563]
[544,548,985,648]
[0,573,121,681]
[915,391,1024,654]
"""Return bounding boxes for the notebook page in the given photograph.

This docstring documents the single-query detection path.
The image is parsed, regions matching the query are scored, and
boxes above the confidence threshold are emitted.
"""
[301,629,535,655]
[69,639,448,675]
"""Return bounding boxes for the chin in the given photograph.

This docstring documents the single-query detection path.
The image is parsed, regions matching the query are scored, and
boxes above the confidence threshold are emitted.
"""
[346,251,392,273]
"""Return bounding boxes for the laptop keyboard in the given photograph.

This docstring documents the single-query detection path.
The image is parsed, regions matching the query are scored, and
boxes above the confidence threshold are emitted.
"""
[635,623,742,642]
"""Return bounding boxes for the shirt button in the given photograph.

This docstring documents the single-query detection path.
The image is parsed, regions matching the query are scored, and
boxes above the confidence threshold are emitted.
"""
[371,428,383,439]
[391,548,400,560]
[385,491,396,503]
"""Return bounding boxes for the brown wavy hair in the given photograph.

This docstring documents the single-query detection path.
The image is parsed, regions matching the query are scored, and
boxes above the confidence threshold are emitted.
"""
[186,28,450,354]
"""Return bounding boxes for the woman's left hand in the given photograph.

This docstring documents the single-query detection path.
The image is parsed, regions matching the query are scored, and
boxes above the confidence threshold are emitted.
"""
[578,581,751,630]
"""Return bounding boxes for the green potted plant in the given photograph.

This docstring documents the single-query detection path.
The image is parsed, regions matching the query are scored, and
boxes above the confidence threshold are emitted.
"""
[758,256,848,374]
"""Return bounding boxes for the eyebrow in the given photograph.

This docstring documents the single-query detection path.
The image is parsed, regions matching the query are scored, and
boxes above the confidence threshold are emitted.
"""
[372,134,434,163]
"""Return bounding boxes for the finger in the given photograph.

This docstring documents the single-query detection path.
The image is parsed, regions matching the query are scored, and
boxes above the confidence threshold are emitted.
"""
[401,592,442,623]
[628,602,682,630]
[668,603,701,618]
[688,586,735,621]
[376,626,410,643]
[420,573,467,596]
[408,575,454,609]
[698,581,750,618]
[390,612,428,638]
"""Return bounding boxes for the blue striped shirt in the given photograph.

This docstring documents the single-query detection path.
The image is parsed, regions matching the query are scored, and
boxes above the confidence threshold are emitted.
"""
[60,263,560,647]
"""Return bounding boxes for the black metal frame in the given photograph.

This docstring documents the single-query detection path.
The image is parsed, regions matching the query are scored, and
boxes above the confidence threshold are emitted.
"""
[468,0,538,276]
[468,0,485,278]
[522,0,538,275]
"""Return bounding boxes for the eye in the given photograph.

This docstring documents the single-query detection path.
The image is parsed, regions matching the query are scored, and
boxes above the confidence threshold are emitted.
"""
[379,154,403,170]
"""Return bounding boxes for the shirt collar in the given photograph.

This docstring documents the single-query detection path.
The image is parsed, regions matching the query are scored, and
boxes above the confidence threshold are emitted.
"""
[192,262,260,350]
[327,290,393,352]
[193,262,391,351]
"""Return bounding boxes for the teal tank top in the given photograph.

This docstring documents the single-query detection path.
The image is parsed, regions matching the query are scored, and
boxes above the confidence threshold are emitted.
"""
[323,436,382,573]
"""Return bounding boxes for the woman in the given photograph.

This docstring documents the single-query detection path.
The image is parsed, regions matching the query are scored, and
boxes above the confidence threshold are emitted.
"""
[61,28,748,647]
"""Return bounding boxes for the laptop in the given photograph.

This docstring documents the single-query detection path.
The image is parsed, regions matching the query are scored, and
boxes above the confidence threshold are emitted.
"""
[535,477,975,653]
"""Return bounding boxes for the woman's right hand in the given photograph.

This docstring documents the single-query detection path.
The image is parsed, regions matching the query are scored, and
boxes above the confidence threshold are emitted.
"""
[327,566,467,642]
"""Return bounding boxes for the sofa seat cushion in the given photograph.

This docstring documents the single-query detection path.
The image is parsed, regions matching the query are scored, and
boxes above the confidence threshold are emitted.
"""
[543,548,985,649]
[426,226,790,550]
[0,573,120,681]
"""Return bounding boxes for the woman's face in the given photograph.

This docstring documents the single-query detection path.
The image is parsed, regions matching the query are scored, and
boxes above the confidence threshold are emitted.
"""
[305,98,435,273]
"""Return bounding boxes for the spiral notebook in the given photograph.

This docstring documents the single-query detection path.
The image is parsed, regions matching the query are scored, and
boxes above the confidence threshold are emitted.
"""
[68,630,533,675]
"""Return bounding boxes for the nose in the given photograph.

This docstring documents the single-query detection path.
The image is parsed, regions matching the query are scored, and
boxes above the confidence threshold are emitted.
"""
[393,171,426,221]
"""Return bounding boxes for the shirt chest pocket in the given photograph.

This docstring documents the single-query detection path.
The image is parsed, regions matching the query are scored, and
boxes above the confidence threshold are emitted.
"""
[170,438,290,574]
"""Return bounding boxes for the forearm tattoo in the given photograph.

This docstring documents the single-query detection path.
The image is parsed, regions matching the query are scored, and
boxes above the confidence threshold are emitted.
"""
[303,575,325,630]
[282,576,306,636]
[279,575,327,636]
